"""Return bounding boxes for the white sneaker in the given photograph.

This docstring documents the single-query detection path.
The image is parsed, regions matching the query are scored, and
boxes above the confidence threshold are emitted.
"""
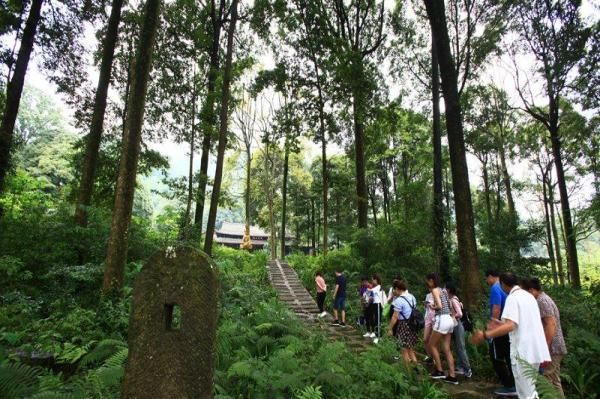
[373,338,379,344]
[369,332,376,338]
[363,332,371,337]
[319,311,327,318]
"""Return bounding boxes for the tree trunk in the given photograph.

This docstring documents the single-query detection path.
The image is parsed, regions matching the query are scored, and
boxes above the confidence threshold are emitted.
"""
[380,162,391,224]
[548,179,564,286]
[556,205,569,284]
[103,0,161,294]
[311,197,316,255]
[494,157,502,221]
[321,137,329,254]
[431,35,449,280]
[351,66,368,229]
[121,39,133,138]
[336,194,341,249]
[316,202,321,253]
[541,173,558,285]
[312,56,328,256]
[0,0,43,199]
[370,182,378,227]
[74,0,125,227]
[591,138,599,195]
[243,146,251,248]
[268,190,276,260]
[402,153,410,224]
[194,0,223,230]
[280,145,289,258]
[203,0,238,256]
[498,142,515,219]
[182,75,197,238]
[424,0,480,310]
[548,115,580,288]
[482,158,492,222]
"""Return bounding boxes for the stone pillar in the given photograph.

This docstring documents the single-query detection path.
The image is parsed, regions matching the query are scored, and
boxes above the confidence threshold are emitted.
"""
[122,246,218,399]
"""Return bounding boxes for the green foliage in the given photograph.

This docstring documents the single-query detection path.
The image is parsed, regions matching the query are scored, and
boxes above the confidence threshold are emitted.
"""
[294,385,323,399]
[213,250,448,398]
[0,360,44,399]
[516,358,561,399]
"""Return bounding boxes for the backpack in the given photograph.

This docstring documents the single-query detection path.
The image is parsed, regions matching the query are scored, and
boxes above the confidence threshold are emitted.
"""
[461,309,474,332]
[399,296,425,331]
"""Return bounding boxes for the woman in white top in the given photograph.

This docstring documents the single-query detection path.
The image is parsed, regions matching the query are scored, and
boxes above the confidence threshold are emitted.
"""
[363,274,385,342]
[426,272,458,385]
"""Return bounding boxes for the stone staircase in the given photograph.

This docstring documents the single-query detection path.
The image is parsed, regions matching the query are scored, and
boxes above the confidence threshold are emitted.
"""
[267,260,371,352]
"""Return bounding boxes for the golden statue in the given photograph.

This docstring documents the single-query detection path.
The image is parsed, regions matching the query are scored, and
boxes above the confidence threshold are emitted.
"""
[240,224,253,250]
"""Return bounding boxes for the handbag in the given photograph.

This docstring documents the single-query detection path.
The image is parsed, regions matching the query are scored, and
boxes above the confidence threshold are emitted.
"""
[382,302,392,318]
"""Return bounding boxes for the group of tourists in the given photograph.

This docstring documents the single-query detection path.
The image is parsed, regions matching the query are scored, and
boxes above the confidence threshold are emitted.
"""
[470,270,566,398]
[314,268,567,398]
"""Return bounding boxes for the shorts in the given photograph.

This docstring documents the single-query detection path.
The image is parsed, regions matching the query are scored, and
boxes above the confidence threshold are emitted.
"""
[333,296,346,310]
[433,314,454,335]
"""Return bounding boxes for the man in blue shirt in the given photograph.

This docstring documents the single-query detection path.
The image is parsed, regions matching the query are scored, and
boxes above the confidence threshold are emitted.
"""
[332,269,347,326]
[486,269,516,397]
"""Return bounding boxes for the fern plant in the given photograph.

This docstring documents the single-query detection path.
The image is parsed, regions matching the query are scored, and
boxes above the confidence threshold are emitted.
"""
[90,347,127,393]
[517,357,561,399]
[562,359,599,399]
[78,339,126,370]
[294,385,323,399]
[0,360,43,398]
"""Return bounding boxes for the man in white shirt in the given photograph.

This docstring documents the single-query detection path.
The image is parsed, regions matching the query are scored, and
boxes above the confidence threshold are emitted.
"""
[472,272,551,399]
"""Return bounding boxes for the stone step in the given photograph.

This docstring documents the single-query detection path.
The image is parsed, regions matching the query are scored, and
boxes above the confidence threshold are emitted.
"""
[278,298,316,304]
[267,259,371,354]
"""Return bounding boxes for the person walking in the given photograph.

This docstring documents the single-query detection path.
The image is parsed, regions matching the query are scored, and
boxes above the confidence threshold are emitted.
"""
[485,269,516,396]
[315,271,327,317]
[331,269,347,326]
[423,288,435,364]
[446,281,472,378]
[364,275,385,343]
[387,279,418,363]
[358,276,371,326]
[522,277,567,397]
[426,272,458,385]
[472,272,551,399]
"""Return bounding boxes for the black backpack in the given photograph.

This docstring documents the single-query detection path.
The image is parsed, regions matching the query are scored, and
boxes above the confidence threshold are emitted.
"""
[399,297,425,332]
[461,309,474,332]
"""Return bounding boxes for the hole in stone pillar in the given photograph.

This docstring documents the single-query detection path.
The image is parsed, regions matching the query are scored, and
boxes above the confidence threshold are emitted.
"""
[165,303,181,330]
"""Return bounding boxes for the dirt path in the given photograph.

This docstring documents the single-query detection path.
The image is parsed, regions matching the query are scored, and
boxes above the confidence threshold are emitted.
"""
[266,259,500,398]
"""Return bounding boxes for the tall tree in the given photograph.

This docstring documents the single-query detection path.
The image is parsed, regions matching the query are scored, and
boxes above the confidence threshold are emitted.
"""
[204,0,238,256]
[539,159,558,285]
[431,36,449,280]
[103,0,162,293]
[182,71,198,238]
[0,0,43,204]
[233,89,258,250]
[511,0,591,288]
[315,0,385,229]
[423,0,480,309]
[297,1,329,255]
[279,101,301,259]
[296,1,331,255]
[74,0,125,227]
[194,0,225,231]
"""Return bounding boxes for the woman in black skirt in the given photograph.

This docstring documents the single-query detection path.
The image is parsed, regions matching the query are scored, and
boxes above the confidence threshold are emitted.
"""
[387,279,418,363]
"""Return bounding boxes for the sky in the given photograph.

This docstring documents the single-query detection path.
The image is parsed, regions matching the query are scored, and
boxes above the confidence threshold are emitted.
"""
[17,0,599,221]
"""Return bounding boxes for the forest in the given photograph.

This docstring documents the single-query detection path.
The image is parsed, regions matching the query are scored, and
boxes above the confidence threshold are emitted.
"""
[0,0,599,397]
